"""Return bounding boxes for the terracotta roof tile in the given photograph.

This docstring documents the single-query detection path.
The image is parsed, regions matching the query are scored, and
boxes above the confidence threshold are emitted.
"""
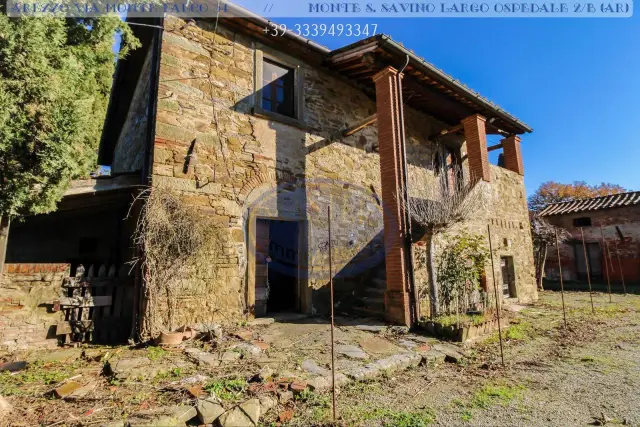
[539,191,640,216]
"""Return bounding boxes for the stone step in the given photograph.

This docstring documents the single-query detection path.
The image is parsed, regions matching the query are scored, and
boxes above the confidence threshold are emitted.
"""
[351,305,385,318]
[362,287,386,297]
[358,296,385,307]
[372,278,386,287]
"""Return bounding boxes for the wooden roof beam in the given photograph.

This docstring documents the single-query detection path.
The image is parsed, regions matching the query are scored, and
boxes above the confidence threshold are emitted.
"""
[343,114,378,136]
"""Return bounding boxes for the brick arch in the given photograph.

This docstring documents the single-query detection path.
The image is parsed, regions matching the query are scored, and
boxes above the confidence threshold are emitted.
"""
[237,169,277,205]
[237,168,298,206]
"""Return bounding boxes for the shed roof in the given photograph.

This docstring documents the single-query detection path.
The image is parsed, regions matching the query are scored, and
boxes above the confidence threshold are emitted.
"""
[538,191,640,217]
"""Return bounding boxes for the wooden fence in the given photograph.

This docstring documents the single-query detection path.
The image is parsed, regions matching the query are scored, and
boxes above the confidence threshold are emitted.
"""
[55,263,136,344]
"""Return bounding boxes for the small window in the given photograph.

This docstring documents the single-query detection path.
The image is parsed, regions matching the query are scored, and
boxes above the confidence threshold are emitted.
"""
[262,59,295,118]
[573,217,592,227]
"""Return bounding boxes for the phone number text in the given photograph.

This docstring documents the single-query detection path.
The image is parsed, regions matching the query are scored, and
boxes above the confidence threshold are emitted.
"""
[263,23,378,37]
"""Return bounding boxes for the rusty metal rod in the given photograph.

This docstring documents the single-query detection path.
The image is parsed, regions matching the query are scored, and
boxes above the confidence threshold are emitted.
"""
[600,225,612,303]
[614,241,627,295]
[580,227,595,314]
[487,224,504,366]
[555,228,568,329]
[605,241,616,294]
[327,205,337,421]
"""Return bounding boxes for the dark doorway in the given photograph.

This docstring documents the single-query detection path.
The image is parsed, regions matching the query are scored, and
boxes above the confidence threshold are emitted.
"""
[573,242,602,280]
[254,219,299,315]
[500,256,517,298]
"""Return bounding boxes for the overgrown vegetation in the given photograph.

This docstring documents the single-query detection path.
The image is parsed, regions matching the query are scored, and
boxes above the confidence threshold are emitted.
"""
[130,187,225,339]
[436,232,489,316]
[433,312,488,327]
[0,15,139,218]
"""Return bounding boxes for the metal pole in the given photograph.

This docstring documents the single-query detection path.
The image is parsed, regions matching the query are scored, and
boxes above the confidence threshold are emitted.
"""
[605,241,616,291]
[327,206,337,421]
[614,241,627,295]
[600,225,612,303]
[487,224,504,366]
[554,228,568,329]
[580,227,595,314]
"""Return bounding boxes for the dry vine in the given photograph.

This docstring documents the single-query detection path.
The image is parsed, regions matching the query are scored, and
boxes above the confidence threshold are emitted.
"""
[129,187,224,340]
[403,160,487,318]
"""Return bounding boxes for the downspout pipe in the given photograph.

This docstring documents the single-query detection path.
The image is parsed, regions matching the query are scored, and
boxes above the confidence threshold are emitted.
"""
[396,55,419,325]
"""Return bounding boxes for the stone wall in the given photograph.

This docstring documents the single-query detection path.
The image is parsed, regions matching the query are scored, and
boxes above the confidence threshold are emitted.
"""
[427,164,538,311]
[144,16,536,327]
[147,17,445,325]
[480,165,537,304]
[111,45,152,174]
[544,205,640,283]
[0,263,68,351]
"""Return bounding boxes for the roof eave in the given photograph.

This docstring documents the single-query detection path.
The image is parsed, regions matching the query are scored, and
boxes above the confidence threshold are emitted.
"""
[378,36,532,134]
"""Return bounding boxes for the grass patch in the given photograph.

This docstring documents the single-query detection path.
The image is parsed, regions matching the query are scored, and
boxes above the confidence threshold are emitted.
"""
[203,377,247,400]
[0,361,79,396]
[432,313,489,327]
[341,379,381,396]
[146,346,167,361]
[578,354,617,367]
[295,388,331,406]
[469,384,525,409]
[343,406,436,426]
[379,408,436,427]
[153,367,184,382]
[460,410,473,421]
[505,322,534,341]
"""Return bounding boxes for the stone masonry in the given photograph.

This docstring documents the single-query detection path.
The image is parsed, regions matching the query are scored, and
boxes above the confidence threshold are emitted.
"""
[0,263,68,350]
[544,205,640,284]
[108,16,537,329]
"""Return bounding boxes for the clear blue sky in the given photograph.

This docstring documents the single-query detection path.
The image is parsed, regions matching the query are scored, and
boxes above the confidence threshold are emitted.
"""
[265,16,640,196]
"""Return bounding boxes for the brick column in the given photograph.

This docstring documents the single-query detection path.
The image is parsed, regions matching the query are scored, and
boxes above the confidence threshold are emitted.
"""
[502,135,524,175]
[373,66,411,326]
[462,114,490,182]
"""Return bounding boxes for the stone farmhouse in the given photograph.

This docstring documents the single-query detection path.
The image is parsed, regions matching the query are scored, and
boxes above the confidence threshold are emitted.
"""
[541,191,640,286]
[0,6,537,349]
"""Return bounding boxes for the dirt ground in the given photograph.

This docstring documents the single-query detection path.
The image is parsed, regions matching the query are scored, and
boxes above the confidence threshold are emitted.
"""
[1,290,639,426]
[287,290,640,427]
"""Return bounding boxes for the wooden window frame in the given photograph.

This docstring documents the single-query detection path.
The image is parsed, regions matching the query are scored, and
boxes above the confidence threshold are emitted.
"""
[253,46,306,129]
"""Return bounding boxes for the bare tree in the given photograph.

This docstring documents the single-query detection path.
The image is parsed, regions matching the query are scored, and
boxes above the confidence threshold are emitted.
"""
[402,162,486,318]
[530,214,569,290]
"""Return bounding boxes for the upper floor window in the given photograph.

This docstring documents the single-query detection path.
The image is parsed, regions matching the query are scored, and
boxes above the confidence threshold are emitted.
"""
[573,217,592,227]
[254,47,305,128]
[262,59,295,118]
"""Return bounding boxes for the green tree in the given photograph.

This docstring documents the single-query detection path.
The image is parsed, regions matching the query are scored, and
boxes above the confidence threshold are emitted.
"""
[528,181,626,212]
[0,15,139,218]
